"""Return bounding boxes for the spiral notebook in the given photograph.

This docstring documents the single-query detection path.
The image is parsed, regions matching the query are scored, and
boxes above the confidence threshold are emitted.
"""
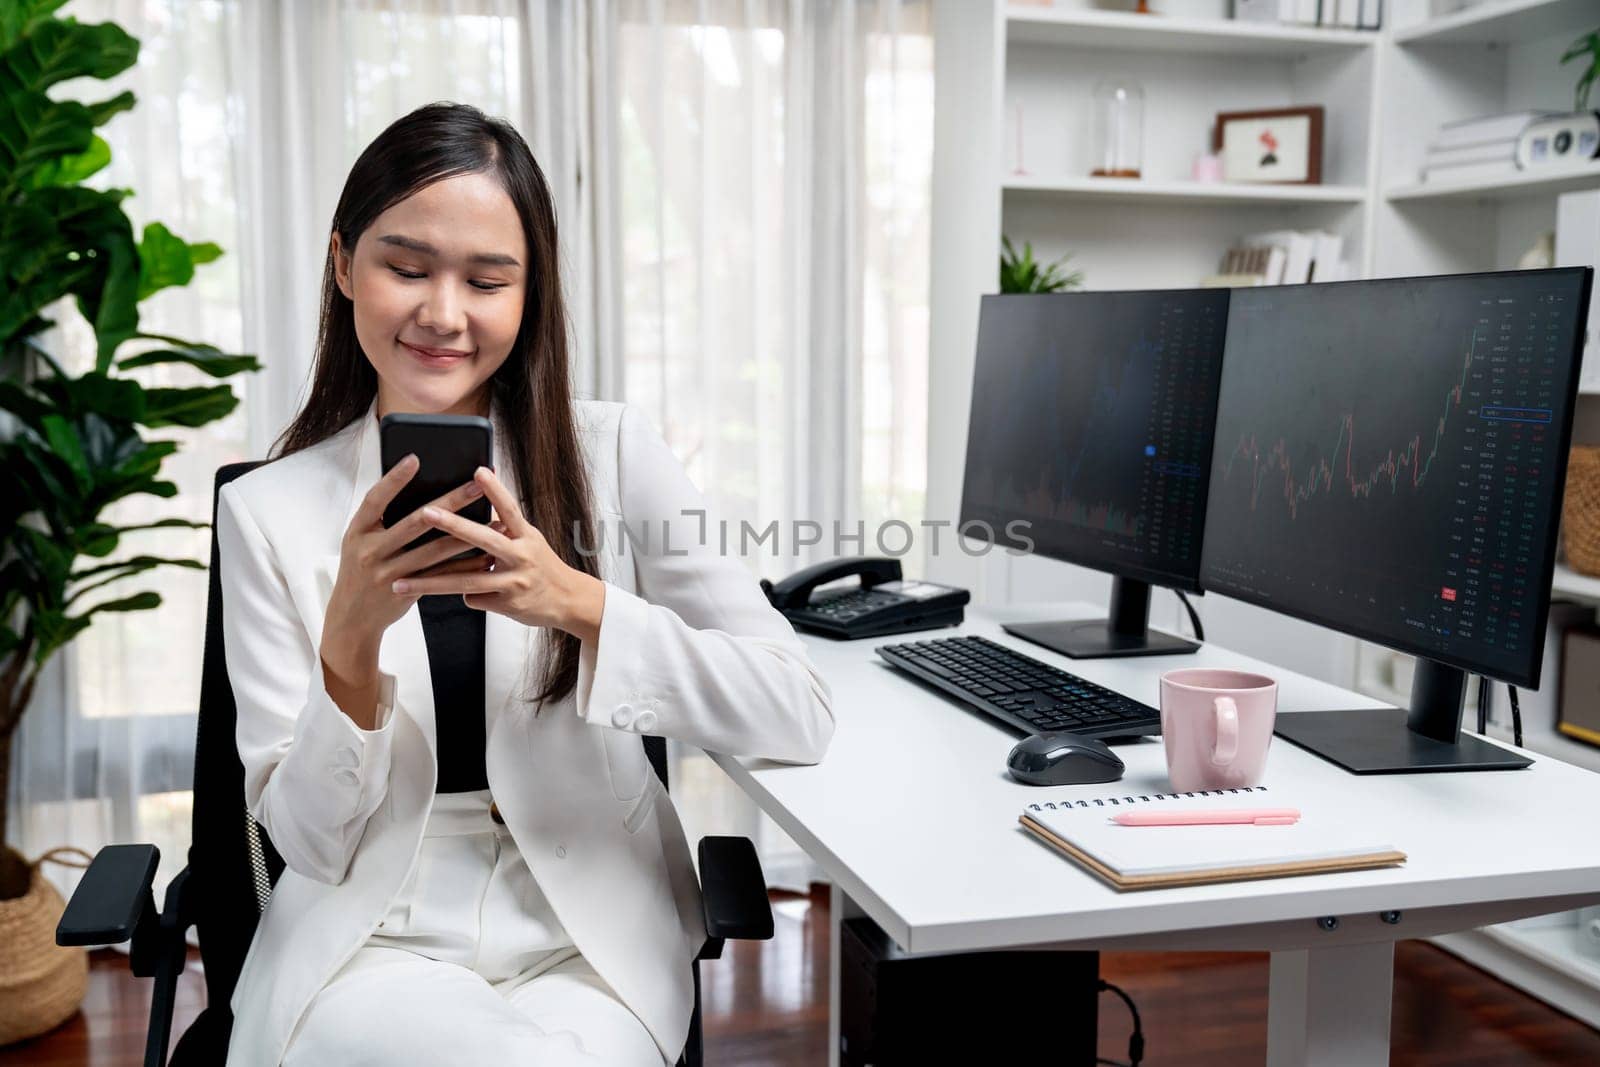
[1019,787,1406,891]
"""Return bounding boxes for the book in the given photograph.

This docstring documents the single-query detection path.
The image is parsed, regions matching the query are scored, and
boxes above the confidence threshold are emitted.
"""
[1020,788,1406,891]
[1245,229,1315,284]
[1421,159,1521,184]
[1424,141,1518,167]
[1309,230,1344,282]
[1435,111,1558,150]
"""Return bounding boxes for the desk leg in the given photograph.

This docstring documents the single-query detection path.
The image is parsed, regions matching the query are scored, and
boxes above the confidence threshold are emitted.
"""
[828,885,865,1067]
[1267,941,1394,1067]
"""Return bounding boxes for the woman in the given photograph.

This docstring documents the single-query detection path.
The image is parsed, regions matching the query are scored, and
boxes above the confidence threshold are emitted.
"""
[215,102,835,1066]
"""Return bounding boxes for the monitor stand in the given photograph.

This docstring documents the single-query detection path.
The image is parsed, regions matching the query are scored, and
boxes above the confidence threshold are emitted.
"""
[1001,577,1200,659]
[1274,658,1532,774]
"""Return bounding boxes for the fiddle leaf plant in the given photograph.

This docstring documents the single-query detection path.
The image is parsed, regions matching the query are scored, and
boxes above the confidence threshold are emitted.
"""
[1,1,261,899]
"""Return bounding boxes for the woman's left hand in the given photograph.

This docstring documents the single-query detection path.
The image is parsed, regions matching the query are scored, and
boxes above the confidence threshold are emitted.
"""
[392,466,605,642]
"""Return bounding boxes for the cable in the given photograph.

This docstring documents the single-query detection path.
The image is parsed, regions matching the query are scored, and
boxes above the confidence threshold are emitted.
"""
[1475,674,1488,734]
[1508,684,1523,749]
[1095,979,1145,1067]
[1173,590,1205,643]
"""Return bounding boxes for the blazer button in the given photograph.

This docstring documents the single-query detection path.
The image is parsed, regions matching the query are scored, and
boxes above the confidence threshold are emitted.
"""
[635,709,658,733]
[612,703,634,728]
[555,845,567,859]
[333,747,359,769]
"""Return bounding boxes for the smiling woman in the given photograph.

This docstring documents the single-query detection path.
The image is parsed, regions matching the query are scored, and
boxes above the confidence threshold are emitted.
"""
[214,101,835,1067]
[331,174,528,418]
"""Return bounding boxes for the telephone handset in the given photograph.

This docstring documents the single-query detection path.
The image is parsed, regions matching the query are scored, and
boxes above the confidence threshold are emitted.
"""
[760,556,969,640]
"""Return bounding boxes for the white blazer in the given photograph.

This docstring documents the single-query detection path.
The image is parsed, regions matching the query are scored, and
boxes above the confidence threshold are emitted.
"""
[215,396,835,1066]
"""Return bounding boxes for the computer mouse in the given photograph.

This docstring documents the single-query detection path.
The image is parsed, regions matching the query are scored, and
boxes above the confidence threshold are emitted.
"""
[1006,732,1126,786]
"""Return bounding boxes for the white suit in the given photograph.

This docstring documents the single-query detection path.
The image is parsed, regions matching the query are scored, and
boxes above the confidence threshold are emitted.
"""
[215,397,835,1065]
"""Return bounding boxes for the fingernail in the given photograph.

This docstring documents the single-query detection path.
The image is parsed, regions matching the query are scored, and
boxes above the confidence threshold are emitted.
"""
[392,580,410,593]
[464,482,483,499]
[404,454,418,468]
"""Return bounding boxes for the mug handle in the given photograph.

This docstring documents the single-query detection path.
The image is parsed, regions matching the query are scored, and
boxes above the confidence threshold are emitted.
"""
[1211,696,1239,767]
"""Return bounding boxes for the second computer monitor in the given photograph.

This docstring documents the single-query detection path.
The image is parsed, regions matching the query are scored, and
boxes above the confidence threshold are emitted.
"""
[960,289,1230,657]
[1201,267,1592,772]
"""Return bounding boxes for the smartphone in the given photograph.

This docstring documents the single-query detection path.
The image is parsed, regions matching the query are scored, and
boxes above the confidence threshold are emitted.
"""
[379,412,494,560]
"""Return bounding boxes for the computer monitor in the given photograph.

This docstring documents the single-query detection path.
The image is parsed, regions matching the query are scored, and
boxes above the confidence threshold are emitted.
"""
[960,289,1230,658]
[1201,267,1594,774]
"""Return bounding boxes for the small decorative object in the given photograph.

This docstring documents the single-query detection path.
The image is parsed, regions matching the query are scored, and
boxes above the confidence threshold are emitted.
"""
[1214,106,1324,184]
[1560,29,1600,113]
[1562,445,1600,576]
[1090,77,1144,179]
[1192,152,1224,183]
[1000,236,1084,294]
[1515,112,1600,169]
[1518,231,1555,270]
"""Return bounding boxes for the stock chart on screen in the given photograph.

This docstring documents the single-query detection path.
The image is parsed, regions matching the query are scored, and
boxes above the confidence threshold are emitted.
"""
[1200,270,1590,683]
[961,289,1229,591]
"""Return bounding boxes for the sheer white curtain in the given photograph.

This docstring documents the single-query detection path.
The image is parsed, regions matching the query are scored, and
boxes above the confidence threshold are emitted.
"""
[607,0,933,886]
[9,0,931,900]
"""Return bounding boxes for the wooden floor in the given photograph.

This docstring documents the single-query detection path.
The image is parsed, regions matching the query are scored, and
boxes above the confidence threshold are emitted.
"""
[5,884,1599,1065]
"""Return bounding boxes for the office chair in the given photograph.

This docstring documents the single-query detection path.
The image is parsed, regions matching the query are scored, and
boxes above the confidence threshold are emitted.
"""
[54,462,775,1067]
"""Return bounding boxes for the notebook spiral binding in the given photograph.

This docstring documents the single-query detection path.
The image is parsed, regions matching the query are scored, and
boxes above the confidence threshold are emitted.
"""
[1026,785,1270,813]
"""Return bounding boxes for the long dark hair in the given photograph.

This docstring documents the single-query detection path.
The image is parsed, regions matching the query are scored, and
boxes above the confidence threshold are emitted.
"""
[271,102,598,710]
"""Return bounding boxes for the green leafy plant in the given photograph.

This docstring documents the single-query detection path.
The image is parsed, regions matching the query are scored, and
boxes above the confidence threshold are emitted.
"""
[1562,29,1600,114]
[1,1,260,899]
[999,235,1084,294]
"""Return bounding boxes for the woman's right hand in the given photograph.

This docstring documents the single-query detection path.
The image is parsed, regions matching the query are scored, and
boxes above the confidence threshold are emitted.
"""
[320,453,491,675]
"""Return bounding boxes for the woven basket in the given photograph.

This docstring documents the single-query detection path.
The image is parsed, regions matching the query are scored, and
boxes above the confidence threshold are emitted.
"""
[0,847,91,1047]
[1564,446,1600,577]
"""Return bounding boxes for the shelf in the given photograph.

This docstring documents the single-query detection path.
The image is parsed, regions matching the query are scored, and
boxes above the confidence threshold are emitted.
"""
[1488,922,1600,991]
[1005,6,1375,57]
[1552,563,1600,604]
[1002,175,1368,206]
[1434,921,1600,1029]
[1386,162,1600,203]
[1393,0,1600,47]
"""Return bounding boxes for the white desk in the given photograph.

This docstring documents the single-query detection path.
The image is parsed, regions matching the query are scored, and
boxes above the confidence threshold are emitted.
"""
[710,602,1600,1067]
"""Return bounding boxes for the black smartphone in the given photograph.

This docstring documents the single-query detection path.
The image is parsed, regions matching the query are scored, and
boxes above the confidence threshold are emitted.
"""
[379,412,494,560]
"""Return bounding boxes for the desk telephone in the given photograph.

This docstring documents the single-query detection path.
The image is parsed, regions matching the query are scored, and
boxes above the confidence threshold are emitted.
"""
[760,557,969,639]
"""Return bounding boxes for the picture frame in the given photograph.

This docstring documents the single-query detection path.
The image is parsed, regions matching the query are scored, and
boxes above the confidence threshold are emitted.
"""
[1213,106,1324,185]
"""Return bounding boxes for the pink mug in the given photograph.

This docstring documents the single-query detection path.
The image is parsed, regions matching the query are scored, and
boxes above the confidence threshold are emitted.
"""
[1159,669,1278,791]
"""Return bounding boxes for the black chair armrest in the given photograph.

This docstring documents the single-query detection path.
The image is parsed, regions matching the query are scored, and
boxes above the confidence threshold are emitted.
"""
[57,843,161,949]
[698,835,774,949]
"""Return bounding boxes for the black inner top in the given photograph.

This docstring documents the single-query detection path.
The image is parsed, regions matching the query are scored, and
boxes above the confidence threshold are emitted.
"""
[418,593,488,794]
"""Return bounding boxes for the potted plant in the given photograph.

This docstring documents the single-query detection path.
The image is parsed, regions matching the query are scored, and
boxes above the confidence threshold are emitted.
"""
[1,2,259,1043]
[1000,235,1085,294]
[1561,28,1600,113]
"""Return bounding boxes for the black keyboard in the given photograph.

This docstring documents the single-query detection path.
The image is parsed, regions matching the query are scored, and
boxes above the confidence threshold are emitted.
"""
[876,635,1162,739]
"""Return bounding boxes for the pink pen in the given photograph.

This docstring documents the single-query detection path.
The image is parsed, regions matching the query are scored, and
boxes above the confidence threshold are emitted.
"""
[1112,808,1301,827]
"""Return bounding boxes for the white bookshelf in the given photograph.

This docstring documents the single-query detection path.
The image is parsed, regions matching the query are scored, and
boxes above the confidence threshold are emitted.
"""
[926,0,1600,1029]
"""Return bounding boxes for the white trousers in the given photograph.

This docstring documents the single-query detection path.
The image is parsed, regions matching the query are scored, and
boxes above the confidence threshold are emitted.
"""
[280,790,665,1066]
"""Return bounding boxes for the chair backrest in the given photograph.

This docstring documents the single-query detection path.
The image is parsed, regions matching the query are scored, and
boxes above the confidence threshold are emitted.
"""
[188,462,669,1015]
[190,462,280,1017]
